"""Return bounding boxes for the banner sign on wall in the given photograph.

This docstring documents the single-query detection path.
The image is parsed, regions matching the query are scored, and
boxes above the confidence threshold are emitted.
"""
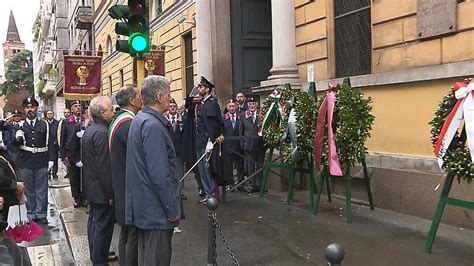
[64,55,102,100]
[144,50,165,77]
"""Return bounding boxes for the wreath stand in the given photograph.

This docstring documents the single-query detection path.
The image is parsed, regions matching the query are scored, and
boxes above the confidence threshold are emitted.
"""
[259,148,318,212]
[424,174,474,253]
[313,154,374,223]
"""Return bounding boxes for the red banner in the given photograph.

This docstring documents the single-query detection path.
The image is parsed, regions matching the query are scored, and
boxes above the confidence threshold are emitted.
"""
[64,55,102,100]
[144,50,165,77]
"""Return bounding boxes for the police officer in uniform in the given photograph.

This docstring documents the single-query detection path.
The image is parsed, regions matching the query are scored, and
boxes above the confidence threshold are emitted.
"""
[195,76,226,203]
[12,97,54,224]
[3,110,22,163]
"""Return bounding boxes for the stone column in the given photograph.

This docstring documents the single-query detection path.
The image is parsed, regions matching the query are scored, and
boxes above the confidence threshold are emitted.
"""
[257,0,301,91]
[196,0,213,81]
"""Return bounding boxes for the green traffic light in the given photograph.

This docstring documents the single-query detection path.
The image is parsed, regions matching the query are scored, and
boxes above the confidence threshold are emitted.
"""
[129,33,148,53]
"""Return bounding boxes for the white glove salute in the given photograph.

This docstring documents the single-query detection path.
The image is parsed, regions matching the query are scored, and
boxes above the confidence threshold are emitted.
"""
[15,130,25,140]
[76,161,83,168]
[48,161,54,171]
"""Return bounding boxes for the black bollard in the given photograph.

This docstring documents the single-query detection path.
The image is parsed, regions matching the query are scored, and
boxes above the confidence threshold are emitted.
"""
[325,243,345,265]
[207,197,219,266]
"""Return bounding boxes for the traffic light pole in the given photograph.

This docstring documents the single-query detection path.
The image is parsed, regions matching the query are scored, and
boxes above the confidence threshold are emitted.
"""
[136,59,145,89]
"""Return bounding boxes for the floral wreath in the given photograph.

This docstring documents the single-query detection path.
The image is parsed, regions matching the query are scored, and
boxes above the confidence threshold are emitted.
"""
[259,85,317,166]
[315,81,375,173]
[429,79,474,183]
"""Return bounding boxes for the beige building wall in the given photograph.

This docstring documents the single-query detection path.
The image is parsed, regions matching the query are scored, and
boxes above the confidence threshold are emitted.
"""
[294,0,474,157]
[150,3,196,102]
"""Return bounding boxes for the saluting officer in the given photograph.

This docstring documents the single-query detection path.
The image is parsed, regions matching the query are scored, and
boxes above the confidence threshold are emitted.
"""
[195,76,226,203]
[12,97,55,224]
[3,110,23,163]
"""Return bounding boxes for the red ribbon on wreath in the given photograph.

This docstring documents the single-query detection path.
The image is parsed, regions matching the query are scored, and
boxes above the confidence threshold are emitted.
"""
[313,82,343,176]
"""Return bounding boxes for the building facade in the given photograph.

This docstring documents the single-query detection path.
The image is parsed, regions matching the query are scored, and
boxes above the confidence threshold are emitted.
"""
[90,0,474,228]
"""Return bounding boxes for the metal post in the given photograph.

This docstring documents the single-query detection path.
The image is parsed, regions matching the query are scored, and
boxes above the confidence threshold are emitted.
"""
[207,197,219,266]
[325,243,345,265]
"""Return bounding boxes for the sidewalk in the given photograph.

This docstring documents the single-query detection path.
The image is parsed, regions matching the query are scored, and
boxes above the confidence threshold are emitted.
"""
[50,174,473,265]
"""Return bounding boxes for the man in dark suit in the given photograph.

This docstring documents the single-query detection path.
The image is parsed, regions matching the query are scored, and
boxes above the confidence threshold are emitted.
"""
[223,99,245,191]
[240,97,265,192]
[11,97,55,224]
[166,98,187,200]
[83,96,116,265]
[223,91,248,115]
[109,85,142,266]
[60,100,86,208]
[45,110,59,179]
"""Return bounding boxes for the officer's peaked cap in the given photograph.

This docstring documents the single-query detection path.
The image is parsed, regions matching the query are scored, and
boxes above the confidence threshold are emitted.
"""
[23,97,39,107]
[12,110,22,116]
[198,76,215,89]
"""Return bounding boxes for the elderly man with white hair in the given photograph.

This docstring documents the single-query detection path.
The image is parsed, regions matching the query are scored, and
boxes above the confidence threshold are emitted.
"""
[125,75,182,266]
[82,95,116,265]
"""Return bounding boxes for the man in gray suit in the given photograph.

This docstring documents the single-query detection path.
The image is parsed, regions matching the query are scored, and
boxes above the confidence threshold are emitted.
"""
[239,97,265,192]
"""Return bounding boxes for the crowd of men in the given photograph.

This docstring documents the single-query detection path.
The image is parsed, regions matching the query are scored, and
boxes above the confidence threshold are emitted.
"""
[0,74,265,265]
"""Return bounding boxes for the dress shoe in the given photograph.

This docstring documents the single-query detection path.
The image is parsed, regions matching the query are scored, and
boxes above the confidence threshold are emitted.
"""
[73,199,81,208]
[108,254,118,261]
[198,189,205,197]
[82,200,88,207]
[237,187,246,192]
[181,194,187,200]
[198,197,208,204]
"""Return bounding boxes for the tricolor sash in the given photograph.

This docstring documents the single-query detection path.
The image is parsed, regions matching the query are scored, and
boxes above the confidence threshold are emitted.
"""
[258,89,285,136]
[108,110,135,152]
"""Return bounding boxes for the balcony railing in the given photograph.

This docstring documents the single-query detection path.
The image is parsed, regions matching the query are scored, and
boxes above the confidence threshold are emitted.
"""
[75,6,93,30]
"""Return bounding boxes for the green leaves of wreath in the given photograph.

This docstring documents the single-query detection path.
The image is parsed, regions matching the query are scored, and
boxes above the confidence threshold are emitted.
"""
[315,82,375,172]
[429,88,473,183]
[259,85,318,166]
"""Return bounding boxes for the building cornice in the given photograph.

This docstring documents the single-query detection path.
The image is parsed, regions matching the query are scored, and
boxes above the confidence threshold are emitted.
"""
[150,0,195,32]
[315,60,474,91]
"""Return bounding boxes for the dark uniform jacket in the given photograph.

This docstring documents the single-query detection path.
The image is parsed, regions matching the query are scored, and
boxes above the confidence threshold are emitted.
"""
[196,95,228,185]
[125,107,181,230]
[46,119,59,157]
[11,119,56,169]
[82,117,113,205]
[3,122,20,154]
[60,115,82,161]
[181,97,200,165]
[166,113,184,158]
[223,112,242,155]
[240,109,264,152]
[109,109,134,226]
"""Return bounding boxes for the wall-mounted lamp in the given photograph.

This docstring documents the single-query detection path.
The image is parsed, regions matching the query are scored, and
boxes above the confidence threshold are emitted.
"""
[177,15,195,26]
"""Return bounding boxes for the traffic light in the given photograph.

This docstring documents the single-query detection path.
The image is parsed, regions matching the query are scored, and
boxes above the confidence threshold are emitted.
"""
[108,0,149,57]
[128,0,149,55]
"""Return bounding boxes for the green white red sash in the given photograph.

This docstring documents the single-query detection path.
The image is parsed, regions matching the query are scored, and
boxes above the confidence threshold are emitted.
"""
[258,89,285,136]
[434,79,474,168]
[108,110,135,152]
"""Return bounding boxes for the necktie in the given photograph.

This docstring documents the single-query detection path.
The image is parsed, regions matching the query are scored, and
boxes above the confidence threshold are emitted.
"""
[30,121,34,127]
[231,114,235,128]
[172,117,176,130]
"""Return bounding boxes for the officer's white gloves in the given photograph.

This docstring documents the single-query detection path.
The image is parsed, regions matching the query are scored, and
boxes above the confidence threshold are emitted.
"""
[76,130,84,138]
[48,161,54,171]
[205,139,214,153]
[15,130,25,140]
[76,161,83,168]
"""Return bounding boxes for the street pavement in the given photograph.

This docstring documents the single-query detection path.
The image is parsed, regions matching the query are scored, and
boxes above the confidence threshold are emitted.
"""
[45,174,473,265]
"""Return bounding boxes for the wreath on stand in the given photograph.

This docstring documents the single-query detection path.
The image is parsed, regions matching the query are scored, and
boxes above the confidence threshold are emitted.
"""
[315,81,375,172]
[259,85,318,166]
[429,79,474,183]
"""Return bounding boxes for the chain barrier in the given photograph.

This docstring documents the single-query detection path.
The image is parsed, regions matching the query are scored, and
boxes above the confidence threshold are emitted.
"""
[211,211,240,266]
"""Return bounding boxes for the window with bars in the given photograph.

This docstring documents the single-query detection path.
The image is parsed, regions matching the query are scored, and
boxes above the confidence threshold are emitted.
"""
[334,0,372,78]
